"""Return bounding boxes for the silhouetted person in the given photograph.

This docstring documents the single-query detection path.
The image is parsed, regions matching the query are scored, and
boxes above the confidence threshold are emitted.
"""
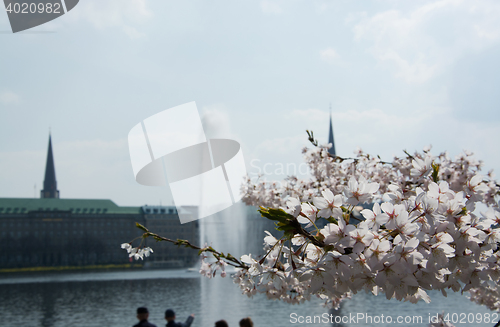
[239,317,253,327]
[134,307,157,327]
[215,320,229,327]
[165,309,194,327]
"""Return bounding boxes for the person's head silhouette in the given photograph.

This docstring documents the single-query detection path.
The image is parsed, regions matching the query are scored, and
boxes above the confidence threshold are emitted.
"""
[136,307,149,322]
[239,317,253,327]
[215,320,228,327]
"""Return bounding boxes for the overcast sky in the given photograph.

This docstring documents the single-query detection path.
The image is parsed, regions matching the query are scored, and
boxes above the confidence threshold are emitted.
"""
[1,0,500,207]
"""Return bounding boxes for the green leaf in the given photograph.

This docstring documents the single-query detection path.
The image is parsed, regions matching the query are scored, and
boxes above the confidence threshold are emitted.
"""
[136,222,148,232]
[326,217,338,224]
[259,207,294,223]
[431,162,440,183]
[460,206,468,216]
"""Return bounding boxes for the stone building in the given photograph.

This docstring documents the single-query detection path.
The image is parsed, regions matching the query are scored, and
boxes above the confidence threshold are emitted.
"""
[0,135,199,269]
[142,205,199,268]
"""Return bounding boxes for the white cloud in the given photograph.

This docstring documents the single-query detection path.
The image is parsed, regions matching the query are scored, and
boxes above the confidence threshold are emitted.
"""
[320,48,340,63]
[260,0,283,15]
[0,90,20,105]
[351,0,500,83]
[201,104,233,140]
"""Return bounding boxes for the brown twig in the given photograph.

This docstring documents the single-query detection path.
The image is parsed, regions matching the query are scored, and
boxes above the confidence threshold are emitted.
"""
[135,225,248,269]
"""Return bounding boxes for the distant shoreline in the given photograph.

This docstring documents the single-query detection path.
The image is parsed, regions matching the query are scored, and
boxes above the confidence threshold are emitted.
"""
[0,263,144,273]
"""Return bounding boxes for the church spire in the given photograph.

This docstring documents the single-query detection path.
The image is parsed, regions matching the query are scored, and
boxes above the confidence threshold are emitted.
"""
[328,104,336,156]
[41,133,59,198]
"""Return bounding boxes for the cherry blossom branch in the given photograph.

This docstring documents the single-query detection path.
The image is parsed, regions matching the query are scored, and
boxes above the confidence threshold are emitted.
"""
[124,223,249,269]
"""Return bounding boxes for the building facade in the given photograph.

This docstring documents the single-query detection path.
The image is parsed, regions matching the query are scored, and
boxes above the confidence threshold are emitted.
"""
[0,136,199,269]
[142,205,199,268]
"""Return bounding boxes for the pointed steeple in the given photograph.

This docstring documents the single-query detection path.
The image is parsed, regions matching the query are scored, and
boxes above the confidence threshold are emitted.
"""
[328,104,336,156]
[40,133,59,198]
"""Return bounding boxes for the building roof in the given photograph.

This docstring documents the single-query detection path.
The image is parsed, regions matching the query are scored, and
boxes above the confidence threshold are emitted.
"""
[328,111,336,156]
[41,135,59,198]
[0,198,142,215]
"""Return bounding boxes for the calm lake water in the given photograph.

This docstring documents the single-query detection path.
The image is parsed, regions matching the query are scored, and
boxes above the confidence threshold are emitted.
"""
[0,268,497,327]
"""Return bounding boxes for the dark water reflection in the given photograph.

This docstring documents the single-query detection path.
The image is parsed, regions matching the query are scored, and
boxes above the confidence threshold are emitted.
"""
[1,277,201,327]
[0,269,496,327]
